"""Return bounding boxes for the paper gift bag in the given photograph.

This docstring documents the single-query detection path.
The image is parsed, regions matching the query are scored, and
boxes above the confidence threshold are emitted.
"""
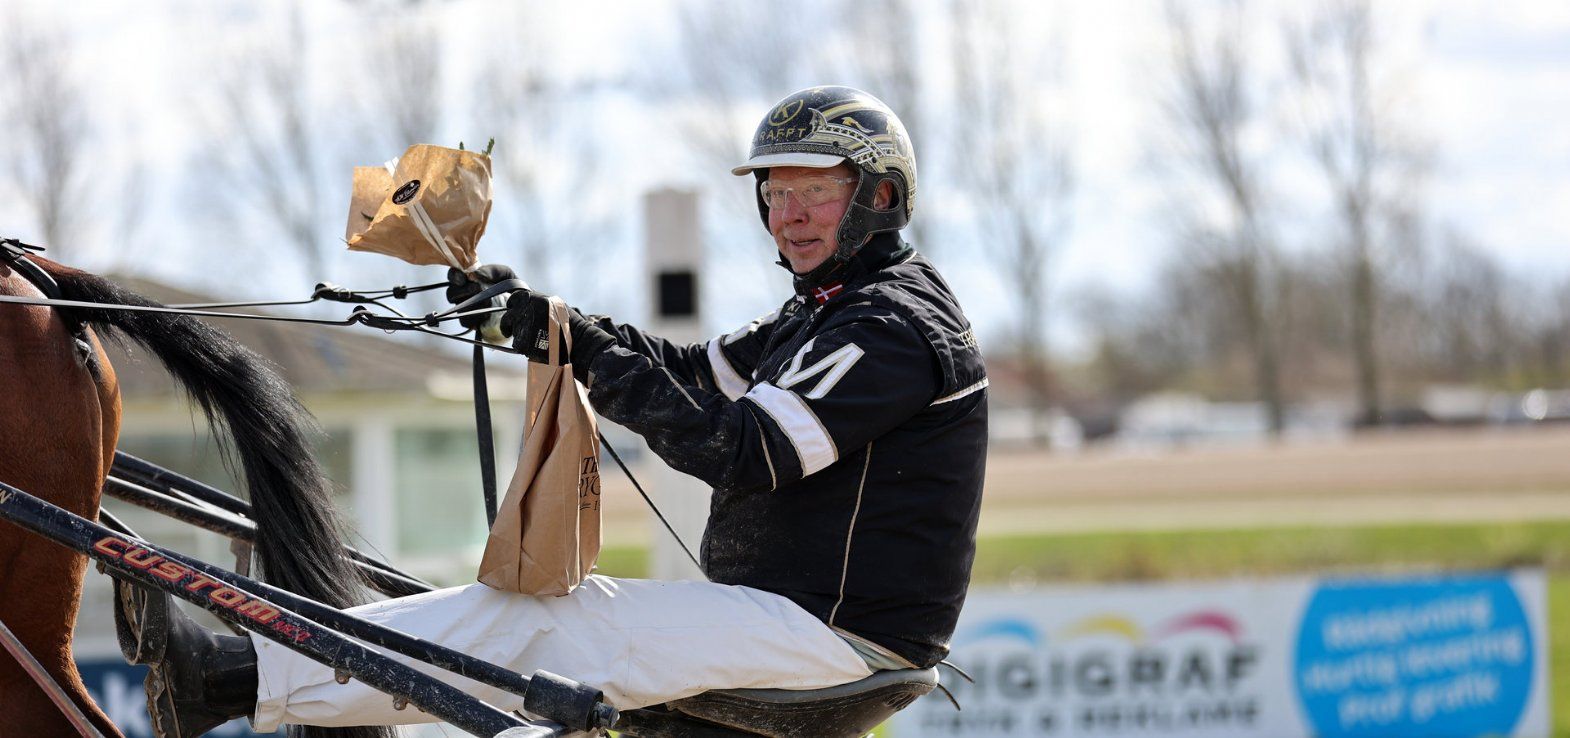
[346,143,492,272]
[477,298,602,595]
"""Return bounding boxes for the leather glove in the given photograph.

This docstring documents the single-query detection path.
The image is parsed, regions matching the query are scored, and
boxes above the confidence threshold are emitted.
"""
[500,291,616,380]
[445,264,518,342]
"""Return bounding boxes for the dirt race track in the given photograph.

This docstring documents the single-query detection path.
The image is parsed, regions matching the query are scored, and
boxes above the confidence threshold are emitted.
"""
[599,426,1570,542]
[978,425,1570,535]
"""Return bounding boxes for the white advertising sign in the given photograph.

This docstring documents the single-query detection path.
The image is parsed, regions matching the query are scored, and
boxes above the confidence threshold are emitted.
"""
[894,570,1549,738]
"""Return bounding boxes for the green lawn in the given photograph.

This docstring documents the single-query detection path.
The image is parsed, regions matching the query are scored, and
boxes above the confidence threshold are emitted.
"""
[597,520,1570,736]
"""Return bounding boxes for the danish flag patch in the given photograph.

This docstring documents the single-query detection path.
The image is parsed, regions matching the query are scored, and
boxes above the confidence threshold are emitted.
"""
[812,282,844,304]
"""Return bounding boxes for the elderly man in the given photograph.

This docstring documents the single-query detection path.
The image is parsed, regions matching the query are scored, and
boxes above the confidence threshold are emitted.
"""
[125,86,987,736]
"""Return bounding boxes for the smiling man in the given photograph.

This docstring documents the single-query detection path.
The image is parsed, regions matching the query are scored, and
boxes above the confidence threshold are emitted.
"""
[767,163,884,274]
[123,86,988,736]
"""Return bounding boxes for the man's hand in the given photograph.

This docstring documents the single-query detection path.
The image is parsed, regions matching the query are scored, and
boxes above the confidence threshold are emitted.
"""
[445,264,518,341]
[499,291,616,379]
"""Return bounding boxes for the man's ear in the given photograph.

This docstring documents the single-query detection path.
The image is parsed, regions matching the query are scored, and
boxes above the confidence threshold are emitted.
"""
[873,179,897,210]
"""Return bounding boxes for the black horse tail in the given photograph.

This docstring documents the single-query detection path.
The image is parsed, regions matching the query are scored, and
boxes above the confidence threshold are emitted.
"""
[39,259,395,738]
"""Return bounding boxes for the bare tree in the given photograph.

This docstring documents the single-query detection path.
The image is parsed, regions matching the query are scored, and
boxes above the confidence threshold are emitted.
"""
[1418,232,1516,382]
[1158,0,1286,435]
[101,158,154,271]
[474,13,613,304]
[1287,0,1426,426]
[952,0,1075,445]
[836,0,937,257]
[667,1,826,200]
[329,12,453,312]
[656,1,842,310]
[366,18,443,150]
[1074,271,1213,402]
[1401,233,1570,389]
[198,5,335,279]
[0,11,91,259]
[1536,276,1570,385]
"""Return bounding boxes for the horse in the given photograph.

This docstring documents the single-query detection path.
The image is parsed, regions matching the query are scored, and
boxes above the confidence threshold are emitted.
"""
[0,253,394,738]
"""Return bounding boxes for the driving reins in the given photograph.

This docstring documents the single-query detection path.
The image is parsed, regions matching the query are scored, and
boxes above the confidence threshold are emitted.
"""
[0,238,699,565]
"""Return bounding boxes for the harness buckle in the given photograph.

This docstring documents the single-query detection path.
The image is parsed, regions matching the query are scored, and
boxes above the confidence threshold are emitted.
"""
[1,237,65,301]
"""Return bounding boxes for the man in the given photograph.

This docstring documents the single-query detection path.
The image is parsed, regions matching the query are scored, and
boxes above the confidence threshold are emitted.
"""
[125,85,987,735]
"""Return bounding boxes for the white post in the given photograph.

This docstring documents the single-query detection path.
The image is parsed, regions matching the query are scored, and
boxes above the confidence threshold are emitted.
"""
[643,188,709,581]
[351,415,397,557]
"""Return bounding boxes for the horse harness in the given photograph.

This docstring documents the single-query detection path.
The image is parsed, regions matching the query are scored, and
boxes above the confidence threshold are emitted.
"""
[0,239,101,370]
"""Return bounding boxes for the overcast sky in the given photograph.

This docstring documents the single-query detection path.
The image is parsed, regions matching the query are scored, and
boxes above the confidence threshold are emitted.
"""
[2,0,1566,353]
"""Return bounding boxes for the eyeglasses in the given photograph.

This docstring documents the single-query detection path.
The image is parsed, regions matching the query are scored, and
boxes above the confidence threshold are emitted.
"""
[759,176,857,209]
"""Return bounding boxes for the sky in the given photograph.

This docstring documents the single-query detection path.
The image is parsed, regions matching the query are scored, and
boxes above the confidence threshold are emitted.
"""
[1,0,1566,356]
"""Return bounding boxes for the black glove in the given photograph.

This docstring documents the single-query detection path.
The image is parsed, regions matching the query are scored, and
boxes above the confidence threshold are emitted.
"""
[445,264,518,333]
[500,291,616,379]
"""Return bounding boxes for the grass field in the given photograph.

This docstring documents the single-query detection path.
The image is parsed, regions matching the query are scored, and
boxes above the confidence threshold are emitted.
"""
[595,520,1570,736]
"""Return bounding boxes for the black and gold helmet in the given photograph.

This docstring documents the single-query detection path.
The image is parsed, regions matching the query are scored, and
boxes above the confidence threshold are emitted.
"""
[732,86,917,277]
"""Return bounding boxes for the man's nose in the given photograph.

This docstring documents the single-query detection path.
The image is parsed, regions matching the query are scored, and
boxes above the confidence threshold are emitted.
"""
[778,194,808,221]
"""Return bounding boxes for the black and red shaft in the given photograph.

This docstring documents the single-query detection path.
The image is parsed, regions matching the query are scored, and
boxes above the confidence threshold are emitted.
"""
[0,480,587,738]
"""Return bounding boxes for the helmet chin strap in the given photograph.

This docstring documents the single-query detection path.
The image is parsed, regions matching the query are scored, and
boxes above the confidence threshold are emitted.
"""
[782,249,854,289]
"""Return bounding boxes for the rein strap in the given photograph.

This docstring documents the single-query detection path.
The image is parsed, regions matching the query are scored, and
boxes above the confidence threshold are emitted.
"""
[0,242,698,573]
[0,616,106,738]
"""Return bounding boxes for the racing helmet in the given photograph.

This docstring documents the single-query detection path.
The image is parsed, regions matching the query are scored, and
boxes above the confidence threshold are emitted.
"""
[732,86,917,279]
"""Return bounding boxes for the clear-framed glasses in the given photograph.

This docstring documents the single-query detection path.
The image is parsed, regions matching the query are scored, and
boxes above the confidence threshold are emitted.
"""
[759,175,857,209]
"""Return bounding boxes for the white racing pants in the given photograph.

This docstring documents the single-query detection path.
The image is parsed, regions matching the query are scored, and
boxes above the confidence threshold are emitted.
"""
[249,575,874,731]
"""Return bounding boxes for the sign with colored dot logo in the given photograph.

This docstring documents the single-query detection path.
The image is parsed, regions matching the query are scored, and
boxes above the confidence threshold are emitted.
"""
[894,571,1548,738]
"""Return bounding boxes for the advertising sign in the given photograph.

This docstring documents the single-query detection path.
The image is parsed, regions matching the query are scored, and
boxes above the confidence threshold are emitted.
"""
[893,571,1548,738]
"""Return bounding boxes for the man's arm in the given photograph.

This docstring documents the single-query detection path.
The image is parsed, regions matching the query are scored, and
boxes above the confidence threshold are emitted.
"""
[582,307,783,398]
[582,306,936,492]
[448,264,785,394]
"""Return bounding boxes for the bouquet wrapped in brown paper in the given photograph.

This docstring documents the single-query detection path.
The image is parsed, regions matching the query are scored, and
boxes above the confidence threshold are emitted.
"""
[477,297,602,595]
[346,144,492,271]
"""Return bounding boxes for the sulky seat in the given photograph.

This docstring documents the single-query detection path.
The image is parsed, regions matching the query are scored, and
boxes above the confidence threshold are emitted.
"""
[613,667,939,738]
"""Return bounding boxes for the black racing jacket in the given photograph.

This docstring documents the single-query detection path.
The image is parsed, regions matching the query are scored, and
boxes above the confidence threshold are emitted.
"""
[579,236,988,668]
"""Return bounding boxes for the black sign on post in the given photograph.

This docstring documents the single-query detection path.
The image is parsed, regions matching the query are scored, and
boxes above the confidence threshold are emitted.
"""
[656,270,697,318]
[643,188,706,583]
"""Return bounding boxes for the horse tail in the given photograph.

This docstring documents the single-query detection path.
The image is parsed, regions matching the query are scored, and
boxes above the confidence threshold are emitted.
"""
[37,259,394,738]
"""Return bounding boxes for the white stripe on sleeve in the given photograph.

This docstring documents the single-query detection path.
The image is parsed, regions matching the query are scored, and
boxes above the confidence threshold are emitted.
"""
[743,383,838,475]
[707,338,750,401]
[932,378,989,405]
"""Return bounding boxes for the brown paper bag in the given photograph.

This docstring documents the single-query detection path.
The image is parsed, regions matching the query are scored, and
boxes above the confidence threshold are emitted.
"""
[346,144,492,271]
[477,298,602,595]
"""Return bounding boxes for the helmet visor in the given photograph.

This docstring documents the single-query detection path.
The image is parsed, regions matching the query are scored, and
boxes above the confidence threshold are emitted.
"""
[731,152,846,176]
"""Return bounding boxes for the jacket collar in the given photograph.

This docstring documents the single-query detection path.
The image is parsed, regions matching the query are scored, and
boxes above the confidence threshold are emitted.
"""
[789,233,912,302]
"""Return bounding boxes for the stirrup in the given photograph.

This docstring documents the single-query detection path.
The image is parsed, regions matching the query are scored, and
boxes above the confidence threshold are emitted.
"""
[113,574,169,665]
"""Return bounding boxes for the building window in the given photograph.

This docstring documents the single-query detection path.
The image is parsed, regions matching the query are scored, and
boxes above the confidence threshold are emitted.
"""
[393,428,489,560]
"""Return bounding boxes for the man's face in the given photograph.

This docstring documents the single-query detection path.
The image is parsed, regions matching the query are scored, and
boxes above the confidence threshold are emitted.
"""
[766,164,858,275]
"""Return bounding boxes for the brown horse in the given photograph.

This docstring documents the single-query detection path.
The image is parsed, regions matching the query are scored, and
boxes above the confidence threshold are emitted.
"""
[0,254,393,738]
